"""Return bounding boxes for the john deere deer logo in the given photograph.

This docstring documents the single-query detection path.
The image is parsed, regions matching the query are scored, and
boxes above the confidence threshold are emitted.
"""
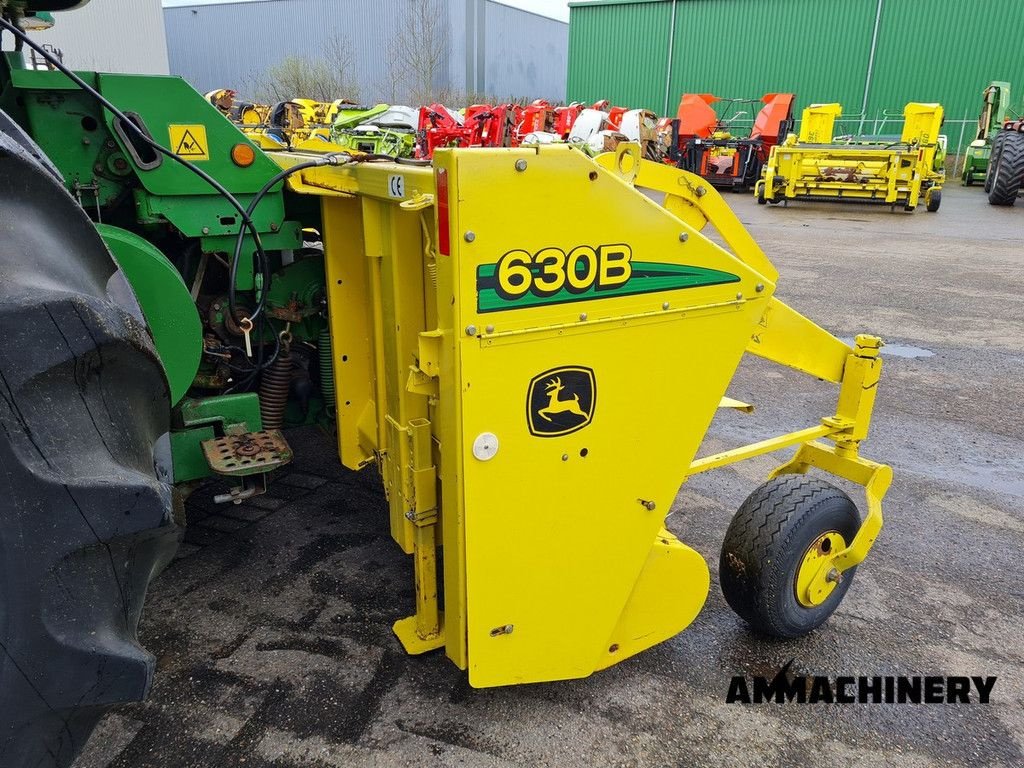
[527,366,596,437]
[538,377,589,422]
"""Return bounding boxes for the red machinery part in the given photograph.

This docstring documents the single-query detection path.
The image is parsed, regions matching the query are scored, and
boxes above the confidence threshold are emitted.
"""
[416,104,469,159]
[750,93,796,147]
[465,104,517,148]
[515,99,555,144]
[606,105,628,130]
[554,104,583,139]
[675,93,719,139]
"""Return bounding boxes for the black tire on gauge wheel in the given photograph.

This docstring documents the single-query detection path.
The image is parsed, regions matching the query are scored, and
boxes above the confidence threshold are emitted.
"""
[926,189,941,212]
[0,112,179,767]
[719,475,861,639]
[987,130,1024,206]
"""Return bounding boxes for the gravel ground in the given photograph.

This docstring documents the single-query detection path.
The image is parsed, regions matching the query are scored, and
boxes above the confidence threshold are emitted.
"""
[74,184,1023,768]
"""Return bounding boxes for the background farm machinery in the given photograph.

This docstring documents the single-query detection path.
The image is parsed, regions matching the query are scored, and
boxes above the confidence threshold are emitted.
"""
[954,79,1024,206]
[986,115,1024,206]
[1,5,895,764]
[756,102,946,211]
[961,81,1016,187]
[413,99,663,158]
[207,90,391,151]
[208,91,665,161]
[663,93,794,191]
[331,103,418,156]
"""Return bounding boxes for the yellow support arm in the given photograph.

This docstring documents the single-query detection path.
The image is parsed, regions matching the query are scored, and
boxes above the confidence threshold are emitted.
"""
[746,297,852,383]
[612,148,892,598]
[691,328,891,597]
[769,441,892,605]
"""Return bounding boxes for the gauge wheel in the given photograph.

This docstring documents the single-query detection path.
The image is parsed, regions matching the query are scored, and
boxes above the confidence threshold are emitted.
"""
[719,475,861,638]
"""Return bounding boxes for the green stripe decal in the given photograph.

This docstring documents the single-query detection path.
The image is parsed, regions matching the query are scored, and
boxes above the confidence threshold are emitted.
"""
[476,261,740,313]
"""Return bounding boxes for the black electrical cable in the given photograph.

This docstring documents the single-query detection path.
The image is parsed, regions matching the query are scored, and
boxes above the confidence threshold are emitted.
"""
[222,153,349,378]
[228,155,348,325]
[0,16,266,252]
[395,156,432,167]
[0,14,349,376]
[0,13,280,339]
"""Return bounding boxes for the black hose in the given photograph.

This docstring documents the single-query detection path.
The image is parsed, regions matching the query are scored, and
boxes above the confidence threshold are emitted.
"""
[0,15,348,376]
[0,17,265,256]
[228,156,348,324]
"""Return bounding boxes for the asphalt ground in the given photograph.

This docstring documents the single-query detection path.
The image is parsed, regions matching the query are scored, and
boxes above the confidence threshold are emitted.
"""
[73,184,1023,768]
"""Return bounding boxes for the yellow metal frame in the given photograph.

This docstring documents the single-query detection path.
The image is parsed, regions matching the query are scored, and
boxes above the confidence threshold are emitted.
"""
[757,102,944,209]
[268,143,891,687]
[795,530,845,607]
[689,334,892,603]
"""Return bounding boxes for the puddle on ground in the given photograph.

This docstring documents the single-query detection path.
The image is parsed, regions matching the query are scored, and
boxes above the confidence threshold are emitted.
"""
[882,343,935,358]
[843,339,935,358]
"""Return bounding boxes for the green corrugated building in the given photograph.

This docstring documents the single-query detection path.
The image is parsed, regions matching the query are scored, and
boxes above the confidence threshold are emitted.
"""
[567,0,1024,153]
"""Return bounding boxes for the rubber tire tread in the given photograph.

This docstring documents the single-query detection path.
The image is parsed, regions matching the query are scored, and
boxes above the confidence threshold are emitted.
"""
[719,475,860,639]
[0,112,179,767]
[988,130,1024,205]
[984,130,1007,193]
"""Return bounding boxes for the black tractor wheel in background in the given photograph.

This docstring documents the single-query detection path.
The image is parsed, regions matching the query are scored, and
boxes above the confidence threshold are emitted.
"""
[0,112,179,767]
[988,130,1024,206]
[926,189,942,212]
[984,130,1007,194]
[719,475,861,639]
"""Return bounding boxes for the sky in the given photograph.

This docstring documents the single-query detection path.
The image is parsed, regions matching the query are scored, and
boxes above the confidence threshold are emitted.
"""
[161,0,572,23]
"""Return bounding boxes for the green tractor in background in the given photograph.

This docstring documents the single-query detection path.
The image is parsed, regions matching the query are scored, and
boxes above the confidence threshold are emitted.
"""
[985,117,1024,205]
[0,2,340,763]
[961,81,1013,186]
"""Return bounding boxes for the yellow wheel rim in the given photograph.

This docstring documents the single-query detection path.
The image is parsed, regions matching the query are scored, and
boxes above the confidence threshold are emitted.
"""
[794,531,846,608]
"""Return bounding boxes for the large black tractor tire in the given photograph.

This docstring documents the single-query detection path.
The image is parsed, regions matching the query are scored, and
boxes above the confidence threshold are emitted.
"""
[719,476,860,639]
[0,112,179,766]
[984,130,1007,194]
[987,130,1024,204]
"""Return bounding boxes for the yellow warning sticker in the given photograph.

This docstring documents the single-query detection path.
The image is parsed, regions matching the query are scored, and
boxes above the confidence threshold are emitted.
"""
[168,124,210,161]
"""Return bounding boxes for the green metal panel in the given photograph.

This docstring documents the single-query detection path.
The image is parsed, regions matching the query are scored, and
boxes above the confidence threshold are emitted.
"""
[867,0,1024,123]
[172,393,264,483]
[667,0,876,117]
[3,60,302,288]
[567,0,673,110]
[568,0,1024,153]
[569,0,876,116]
[98,223,202,406]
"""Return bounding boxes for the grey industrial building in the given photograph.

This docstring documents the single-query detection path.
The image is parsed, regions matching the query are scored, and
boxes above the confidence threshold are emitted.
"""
[20,0,169,74]
[163,0,569,104]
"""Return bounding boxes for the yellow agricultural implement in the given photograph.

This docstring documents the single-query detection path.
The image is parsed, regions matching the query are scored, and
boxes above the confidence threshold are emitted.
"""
[269,144,892,685]
[755,102,945,211]
[0,4,900,758]
[208,93,373,152]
